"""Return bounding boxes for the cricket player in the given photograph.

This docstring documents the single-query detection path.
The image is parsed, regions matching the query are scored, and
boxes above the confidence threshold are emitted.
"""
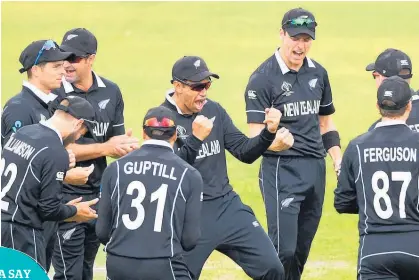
[162,55,285,279]
[51,28,139,280]
[334,76,419,280]
[244,7,342,280]
[366,48,419,132]
[0,39,96,271]
[1,96,99,270]
[96,106,203,280]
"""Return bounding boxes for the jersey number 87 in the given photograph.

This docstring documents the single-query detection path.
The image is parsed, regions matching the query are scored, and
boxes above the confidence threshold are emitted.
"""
[372,170,413,220]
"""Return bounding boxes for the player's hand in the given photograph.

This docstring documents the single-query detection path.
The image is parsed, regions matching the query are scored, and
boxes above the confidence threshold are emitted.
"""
[66,197,82,206]
[333,158,342,177]
[65,198,99,222]
[67,149,76,168]
[192,115,213,141]
[263,108,281,133]
[268,128,294,152]
[63,164,94,186]
[105,129,139,158]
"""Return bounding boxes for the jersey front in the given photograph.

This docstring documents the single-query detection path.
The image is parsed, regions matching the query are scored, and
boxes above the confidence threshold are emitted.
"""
[96,141,203,259]
[245,49,335,158]
[2,86,55,147]
[335,122,419,236]
[1,123,74,230]
[54,72,125,194]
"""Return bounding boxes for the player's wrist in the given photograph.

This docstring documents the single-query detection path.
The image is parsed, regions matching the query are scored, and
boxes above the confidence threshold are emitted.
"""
[260,126,276,141]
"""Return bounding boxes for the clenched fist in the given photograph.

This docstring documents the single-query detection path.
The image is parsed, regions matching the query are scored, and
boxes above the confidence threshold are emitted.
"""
[263,108,282,133]
[192,115,214,141]
[269,128,294,152]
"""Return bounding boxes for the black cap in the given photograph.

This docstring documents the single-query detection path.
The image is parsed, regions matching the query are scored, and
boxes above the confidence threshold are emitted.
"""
[55,96,98,140]
[19,40,74,73]
[282,8,317,40]
[60,28,97,57]
[143,106,177,140]
[366,48,412,79]
[377,76,412,110]
[172,56,220,83]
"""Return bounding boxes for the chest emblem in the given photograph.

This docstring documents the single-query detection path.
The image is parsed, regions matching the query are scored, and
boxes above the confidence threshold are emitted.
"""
[98,99,110,111]
[281,81,294,96]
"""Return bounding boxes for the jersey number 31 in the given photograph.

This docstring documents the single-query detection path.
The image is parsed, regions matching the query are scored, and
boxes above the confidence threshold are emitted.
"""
[122,181,168,232]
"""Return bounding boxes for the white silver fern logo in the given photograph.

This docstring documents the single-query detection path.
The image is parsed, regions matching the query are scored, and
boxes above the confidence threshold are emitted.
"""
[66,34,78,41]
[194,60,201,69]
[309,78,318,90]
[62,227,76,241]
[98,99,110,111]
[281,197,294,209]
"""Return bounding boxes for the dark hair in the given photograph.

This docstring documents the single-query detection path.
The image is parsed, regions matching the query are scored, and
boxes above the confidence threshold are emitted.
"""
[379,100,408,118]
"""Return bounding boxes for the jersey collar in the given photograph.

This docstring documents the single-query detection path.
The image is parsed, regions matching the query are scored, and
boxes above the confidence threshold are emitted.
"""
[23,81,57,104]
[274,49,316,75]
[62,71,106,93]
[142,139,173,152]
[375,120,408,129]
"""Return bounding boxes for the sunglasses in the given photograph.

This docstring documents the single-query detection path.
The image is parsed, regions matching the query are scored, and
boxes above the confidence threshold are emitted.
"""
[283,17,317,29]
[68,54,90,64]
[34,40,57,66]
[178,80,211,92]
[144,117,175,127]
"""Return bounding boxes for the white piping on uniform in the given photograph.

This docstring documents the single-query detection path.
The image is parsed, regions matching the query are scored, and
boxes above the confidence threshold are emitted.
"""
[12,147,48,222]
[170,168,188,257]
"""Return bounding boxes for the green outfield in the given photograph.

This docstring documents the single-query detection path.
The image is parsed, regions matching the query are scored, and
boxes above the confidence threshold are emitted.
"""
[2,2,419,279]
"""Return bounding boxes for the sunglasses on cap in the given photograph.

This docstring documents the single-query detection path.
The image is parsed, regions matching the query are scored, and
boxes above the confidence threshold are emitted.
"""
[34,40,57,66]
[283,17,317,29]
[144,117,175,128]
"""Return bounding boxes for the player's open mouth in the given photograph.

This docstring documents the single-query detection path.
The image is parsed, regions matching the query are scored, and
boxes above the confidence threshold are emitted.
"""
[293,51,304,57]
[195,100,205,110]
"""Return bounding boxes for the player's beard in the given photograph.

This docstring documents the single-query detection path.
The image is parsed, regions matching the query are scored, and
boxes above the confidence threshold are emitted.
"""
[63,130,79,147]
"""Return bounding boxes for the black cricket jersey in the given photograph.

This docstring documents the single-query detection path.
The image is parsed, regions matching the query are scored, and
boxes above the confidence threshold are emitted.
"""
[334,121,419,236]
[96,140,203,258]
[245,49,335,158]
[1,81,58,147]
[369,92,419,132]
[162,91,276,200]
[1,122,76,230]
[54,72,125,195]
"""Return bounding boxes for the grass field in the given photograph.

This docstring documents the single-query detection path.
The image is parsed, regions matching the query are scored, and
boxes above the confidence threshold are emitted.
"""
[2,2,419,279]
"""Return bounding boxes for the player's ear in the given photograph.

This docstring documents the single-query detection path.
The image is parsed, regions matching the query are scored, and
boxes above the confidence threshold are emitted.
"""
[279,29,286,41]
[406,101,413,113]
[173,81,182,93]
[87,54,96,66]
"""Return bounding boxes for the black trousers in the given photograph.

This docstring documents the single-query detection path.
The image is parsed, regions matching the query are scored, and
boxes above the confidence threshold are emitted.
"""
[43,220,58,272]
[358,231,419,280]
[1,222,46,269]
[183,190,284,280]
[106,253,192,280]
[259,156,326,280]
[52,193,100,280]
